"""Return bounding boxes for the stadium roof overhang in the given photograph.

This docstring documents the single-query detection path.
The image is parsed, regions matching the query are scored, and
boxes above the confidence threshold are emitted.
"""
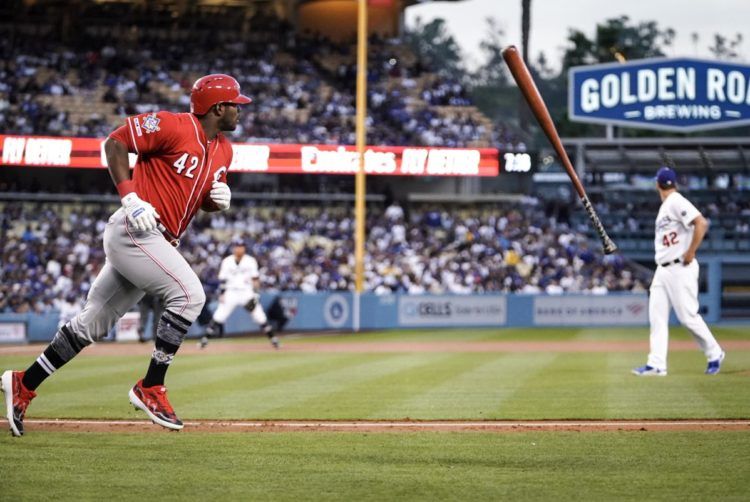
[560,137,750,174]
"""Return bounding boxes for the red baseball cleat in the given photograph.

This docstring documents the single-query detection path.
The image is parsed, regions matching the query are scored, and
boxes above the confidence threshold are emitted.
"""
[128,379,183,430]
[1,370,37,437]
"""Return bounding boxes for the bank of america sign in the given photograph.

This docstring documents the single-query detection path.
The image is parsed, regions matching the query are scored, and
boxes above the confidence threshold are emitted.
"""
[569,58,750,132]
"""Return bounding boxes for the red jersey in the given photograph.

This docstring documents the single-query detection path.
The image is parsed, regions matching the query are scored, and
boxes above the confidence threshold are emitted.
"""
[109,111,232,237]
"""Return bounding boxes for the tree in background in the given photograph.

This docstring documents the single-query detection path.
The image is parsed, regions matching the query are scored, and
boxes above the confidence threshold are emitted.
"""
[473,17,509,88]
[468,18,521,138]
[404,13,747,143]
[562,16,675,71]
[554,16,676,138]
[708,33,744,60]
[470,15,679,142]
[404,17,463,80]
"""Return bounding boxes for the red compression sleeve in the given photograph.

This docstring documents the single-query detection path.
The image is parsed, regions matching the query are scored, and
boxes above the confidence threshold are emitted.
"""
[117,179,136,198]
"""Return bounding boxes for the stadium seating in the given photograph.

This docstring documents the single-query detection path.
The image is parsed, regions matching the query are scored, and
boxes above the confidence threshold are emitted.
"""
[0,6,524,149]
[0,200,650,313]
[560,191,750,253]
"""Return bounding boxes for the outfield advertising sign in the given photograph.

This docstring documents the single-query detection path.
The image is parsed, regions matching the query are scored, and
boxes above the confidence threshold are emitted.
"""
[533,296,648,326]
[115,312,141,342]
[0,322,26,344]
[398,295,507,327]
[323,294,350,329]
[569,58,750,132]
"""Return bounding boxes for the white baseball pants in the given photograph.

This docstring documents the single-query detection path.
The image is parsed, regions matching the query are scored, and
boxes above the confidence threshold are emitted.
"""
[647,260,723,371]
[212,289,267,326]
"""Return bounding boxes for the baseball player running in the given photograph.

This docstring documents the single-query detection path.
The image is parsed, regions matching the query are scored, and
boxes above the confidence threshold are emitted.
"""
[199,239,279,349]
[1,74,250,436]
[632,167,724,377]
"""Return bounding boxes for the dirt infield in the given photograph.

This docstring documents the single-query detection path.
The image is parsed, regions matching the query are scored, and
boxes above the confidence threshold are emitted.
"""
[22,418,750,434]
[3,339,750,357]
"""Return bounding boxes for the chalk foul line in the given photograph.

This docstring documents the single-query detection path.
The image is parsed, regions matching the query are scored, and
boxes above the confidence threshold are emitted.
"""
[22,418,750,433]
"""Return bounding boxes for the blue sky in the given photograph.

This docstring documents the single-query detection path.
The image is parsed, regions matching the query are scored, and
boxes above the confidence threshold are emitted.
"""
[405,0,749,70]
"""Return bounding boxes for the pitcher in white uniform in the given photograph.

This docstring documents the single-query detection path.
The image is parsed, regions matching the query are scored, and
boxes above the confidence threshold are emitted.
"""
[632,167,724,376]
[199,239,279,349]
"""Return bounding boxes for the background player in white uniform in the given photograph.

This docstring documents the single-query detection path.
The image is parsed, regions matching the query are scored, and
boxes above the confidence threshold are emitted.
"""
[633,167,724,376]
[200,239,279,349]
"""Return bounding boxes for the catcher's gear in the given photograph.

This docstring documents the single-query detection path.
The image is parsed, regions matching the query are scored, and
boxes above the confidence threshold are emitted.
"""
[209,181,231,211]
[244,293,261,312]
[190,74,251,115]
[122,192,160,232]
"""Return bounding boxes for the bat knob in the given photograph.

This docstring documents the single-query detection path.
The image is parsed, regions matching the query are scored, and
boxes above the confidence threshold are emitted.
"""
[501,45,519,58]
[602,239,618,255]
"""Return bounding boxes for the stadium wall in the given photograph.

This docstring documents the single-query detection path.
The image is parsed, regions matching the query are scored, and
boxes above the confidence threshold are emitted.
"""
[1,289,721,344]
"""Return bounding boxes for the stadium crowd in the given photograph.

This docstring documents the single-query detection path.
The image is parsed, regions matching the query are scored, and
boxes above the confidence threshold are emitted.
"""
[0,12,524,149]
[0,201,649,314]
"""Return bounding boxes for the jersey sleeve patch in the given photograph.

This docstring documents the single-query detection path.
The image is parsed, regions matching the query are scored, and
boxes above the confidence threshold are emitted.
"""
[129,111,177,155]
[675,196,701,227]
[141,114,161,134]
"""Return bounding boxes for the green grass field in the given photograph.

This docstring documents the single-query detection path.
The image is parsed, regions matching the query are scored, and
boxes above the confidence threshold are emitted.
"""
[2,326,749,500]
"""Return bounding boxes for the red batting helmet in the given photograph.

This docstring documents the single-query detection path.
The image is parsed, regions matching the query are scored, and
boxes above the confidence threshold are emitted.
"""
[190,74,252,115]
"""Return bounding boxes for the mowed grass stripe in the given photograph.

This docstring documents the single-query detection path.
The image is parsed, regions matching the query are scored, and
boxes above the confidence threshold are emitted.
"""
[299,327,587,344]
[574,327,648,341]
[606,351,725,419]
[297,352,501,420]
[8,357,163,418]
[3,326,748,422]
[604,350,647,418]
[261,353,462,419]
[3,431,750,501]
[184,353,449,419]
[496,352,610,419]
[300,325,750,343]
[172,352,333,391]
[10,353,350,419]
[691,350,750,417]
[180,353,383,418]
[374,353,559,419]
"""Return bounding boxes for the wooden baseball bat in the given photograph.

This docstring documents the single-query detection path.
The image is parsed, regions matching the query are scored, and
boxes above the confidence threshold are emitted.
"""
[502,45,617,254]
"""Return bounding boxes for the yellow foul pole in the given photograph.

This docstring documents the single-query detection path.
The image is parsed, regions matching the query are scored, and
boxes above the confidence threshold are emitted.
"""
[354,0,368,298]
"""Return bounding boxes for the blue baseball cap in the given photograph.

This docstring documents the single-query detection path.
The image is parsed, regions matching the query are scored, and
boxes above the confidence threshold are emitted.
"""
[656,166,676,188]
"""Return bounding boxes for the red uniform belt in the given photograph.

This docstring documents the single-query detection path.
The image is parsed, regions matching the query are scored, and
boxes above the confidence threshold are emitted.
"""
[157,223,180,248]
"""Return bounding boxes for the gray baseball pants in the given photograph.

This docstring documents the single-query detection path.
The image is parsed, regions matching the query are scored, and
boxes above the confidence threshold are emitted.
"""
[68,208,205,343]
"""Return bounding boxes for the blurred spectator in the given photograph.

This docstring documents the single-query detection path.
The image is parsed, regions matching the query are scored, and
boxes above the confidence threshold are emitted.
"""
[0,8,524,150]
[0,200,652,313]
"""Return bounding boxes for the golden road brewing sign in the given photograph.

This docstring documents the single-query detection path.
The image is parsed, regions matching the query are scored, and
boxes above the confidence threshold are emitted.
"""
[569,58,750,132]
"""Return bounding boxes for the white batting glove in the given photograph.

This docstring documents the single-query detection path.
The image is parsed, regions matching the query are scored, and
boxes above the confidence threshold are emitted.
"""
[121,192,160,232]
[210,181,231,211]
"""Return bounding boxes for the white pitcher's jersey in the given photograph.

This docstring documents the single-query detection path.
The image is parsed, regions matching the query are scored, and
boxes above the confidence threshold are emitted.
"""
[218,255,259,291]
[654,192,701,264]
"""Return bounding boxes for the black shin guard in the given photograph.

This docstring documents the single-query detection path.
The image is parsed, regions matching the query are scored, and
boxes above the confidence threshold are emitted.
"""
[22,325,90,391]
[142,311,190,388]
